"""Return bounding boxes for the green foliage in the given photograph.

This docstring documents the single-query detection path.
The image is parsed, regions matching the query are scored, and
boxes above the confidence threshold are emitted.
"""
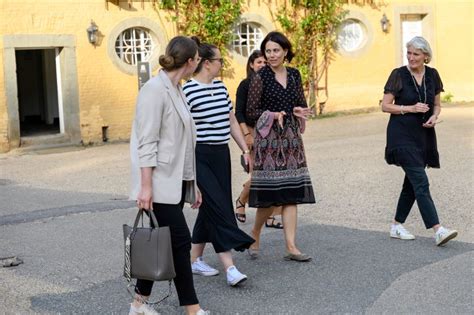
[276,0,347,114]
[159,0,243,70]
[441,92,454,103]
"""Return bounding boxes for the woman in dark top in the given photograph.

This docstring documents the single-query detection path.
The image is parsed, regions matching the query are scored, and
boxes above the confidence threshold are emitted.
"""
[234,50,284,229]
[246,32,315,262]
[382,36,457,246]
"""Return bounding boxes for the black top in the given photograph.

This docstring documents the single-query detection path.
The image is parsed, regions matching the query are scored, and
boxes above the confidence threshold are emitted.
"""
[384,65,444,168]
[234,77,254,127]
[246,65,307,126]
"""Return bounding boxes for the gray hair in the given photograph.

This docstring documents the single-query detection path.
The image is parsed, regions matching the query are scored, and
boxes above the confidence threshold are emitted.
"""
[406,36,432,64]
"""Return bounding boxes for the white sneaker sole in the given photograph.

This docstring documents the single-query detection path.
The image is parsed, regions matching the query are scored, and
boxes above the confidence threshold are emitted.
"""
[228,275,247,286]
[192,270,219,276]
[390,233,415,240]
[436,230,458,246]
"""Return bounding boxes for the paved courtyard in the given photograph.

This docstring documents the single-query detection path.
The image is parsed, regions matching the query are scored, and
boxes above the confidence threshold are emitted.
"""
[1,105,473,314]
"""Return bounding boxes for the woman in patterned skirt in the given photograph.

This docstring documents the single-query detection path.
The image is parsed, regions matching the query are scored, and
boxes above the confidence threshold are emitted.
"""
[234,50,284,230]
[246,31,315,262]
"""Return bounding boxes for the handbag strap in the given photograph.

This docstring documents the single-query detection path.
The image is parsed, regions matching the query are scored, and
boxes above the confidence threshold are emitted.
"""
[126,281,173,306]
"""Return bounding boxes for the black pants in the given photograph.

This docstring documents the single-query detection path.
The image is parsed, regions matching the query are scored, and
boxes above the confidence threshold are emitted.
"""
[395,166,440,229]
[135,183,198,306]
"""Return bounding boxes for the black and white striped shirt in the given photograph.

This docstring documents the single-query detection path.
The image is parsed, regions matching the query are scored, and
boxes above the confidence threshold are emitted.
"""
[183,79,233,144]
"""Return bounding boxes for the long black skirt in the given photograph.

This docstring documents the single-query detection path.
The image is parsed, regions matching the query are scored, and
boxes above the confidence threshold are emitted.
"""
[192,144,255,253]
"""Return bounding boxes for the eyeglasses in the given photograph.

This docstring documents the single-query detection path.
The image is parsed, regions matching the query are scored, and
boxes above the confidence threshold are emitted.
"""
[208,58,224,65]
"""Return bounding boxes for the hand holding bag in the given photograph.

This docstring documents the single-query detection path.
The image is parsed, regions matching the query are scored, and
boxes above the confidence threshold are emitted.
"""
[123,209,175,304]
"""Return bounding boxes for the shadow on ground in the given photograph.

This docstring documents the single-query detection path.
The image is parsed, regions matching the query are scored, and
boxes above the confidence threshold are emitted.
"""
[30,224,473,314]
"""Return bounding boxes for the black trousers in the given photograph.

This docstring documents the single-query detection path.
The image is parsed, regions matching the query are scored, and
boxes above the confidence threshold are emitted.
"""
[135,183,198,306]
[395,166,440,229]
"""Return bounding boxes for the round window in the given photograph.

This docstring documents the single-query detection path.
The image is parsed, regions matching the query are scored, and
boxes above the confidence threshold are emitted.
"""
[232,22,264,57]
[115,27,155,66]
[337,19,367,53]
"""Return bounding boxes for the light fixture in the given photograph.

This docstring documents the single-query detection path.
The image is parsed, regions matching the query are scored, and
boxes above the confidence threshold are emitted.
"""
[87,20,99,45]
[380,14,390,33]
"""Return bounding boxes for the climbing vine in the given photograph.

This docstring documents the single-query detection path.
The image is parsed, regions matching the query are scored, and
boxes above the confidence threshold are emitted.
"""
[158,0,243,70]
[275,0,347,114]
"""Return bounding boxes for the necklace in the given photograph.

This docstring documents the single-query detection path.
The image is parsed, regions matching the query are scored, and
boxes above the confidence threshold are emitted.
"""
[408,66,426,104]
[205,87,214,97]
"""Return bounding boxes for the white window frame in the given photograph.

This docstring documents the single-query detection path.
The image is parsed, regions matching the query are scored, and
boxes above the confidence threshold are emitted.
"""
[337,19,366,53]
[115,28,155,66]
[232,22,264,58]
[107,18,166,75]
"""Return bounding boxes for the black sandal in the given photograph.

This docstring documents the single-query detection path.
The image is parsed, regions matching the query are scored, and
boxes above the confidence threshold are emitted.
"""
[235,198,246,223]
[265,216,283,229]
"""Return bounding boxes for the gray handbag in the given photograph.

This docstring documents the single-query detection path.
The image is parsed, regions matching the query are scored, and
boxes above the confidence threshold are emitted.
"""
[123,209,176,281]
[123,209,176,304]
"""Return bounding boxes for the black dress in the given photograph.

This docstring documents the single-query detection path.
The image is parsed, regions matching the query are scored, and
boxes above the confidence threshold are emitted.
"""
[246,65,315,208]
[384,66,444,168]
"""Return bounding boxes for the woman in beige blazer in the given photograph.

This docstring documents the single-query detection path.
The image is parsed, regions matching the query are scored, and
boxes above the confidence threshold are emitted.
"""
[129,36,208,315]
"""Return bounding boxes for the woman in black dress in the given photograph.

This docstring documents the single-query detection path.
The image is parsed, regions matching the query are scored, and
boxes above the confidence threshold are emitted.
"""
[382,36,457,246]
[246,32,315,261]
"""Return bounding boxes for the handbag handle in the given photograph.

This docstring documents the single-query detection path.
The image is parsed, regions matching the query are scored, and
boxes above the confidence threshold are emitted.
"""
[132,209,159,229]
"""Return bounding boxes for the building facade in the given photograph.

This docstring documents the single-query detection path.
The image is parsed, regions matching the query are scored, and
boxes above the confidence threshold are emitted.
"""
[1,0,472,152]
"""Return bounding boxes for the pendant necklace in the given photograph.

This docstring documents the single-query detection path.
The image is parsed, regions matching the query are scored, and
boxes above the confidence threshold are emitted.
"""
[206,87,214,97]
[408,66,426,104]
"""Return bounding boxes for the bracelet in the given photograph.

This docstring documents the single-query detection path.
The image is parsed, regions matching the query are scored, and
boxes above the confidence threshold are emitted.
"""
[243,149,250,154]
[400,105,405,115]
[244,132,250,136]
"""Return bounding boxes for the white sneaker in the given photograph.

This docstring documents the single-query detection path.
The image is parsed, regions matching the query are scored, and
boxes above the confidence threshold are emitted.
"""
[435,227,458,246]
[226,265,247,286]
[129,303,159,315]
[390,224,415,240]
[196,309,210,315]
[192,257,219,276]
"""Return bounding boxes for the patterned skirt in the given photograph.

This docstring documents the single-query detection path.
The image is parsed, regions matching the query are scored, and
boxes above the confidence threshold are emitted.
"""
[249,117,315,208]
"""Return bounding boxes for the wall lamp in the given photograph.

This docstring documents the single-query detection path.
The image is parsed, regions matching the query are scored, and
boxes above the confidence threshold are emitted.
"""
[380,14,390,33]
[87,20,99,45]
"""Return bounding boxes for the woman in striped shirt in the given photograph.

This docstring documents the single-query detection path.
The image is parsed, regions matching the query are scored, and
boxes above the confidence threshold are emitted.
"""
[183,37,255,287]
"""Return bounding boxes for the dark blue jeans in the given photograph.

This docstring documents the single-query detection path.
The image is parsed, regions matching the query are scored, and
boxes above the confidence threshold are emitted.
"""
[395,166,440,229]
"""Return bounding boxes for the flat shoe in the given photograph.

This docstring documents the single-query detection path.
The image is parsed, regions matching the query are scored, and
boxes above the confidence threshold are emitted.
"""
[284,253,312,262]
[247,248,259,259]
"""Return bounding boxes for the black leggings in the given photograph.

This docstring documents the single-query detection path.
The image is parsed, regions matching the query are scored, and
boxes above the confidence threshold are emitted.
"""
[135,184,198,306]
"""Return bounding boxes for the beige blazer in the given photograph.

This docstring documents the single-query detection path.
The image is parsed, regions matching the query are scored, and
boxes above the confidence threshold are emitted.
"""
[129,70,197,205]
